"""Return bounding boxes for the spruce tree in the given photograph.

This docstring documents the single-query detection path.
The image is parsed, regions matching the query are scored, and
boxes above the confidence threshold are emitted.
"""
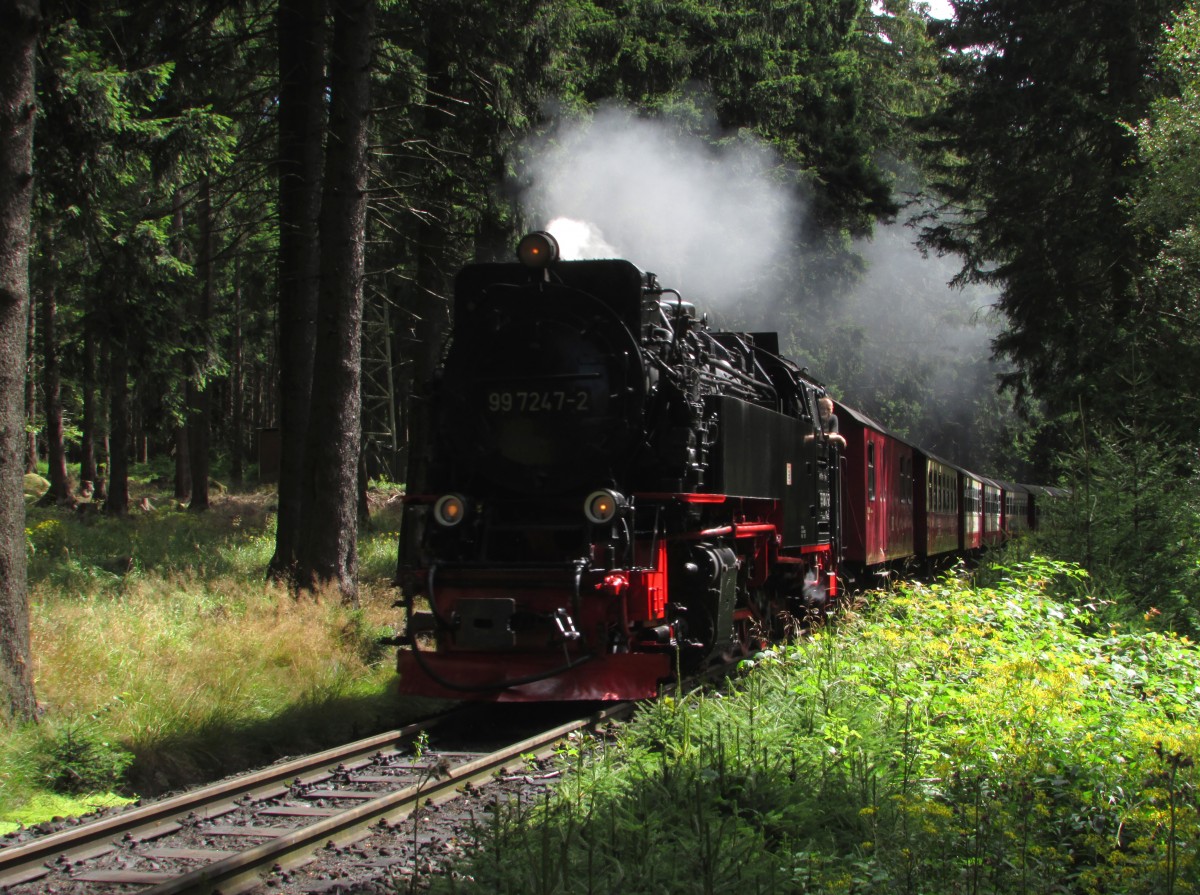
[922,0,1183,428]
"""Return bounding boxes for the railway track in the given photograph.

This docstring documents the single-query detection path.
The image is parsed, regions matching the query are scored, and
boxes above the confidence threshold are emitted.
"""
[0,704,633,895]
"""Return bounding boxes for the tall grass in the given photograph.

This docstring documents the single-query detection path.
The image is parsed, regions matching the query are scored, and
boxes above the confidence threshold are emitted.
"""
[1,487,413,833]
[435,556,1200,895]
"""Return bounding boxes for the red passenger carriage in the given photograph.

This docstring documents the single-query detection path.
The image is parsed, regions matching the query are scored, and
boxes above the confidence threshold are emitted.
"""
[915,452,961,561]
[835,404,914,571]
[981,478,1004,547]
[998,481,1032,537]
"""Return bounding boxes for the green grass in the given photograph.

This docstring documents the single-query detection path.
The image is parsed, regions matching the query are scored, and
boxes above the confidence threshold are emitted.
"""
[2,483,416,835]
[435,555,1200,895]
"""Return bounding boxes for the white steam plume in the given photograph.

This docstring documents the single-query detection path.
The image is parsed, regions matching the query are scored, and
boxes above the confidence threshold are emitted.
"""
[545,217,620,260]
[515,102,1006,457]
[519,105,803,312]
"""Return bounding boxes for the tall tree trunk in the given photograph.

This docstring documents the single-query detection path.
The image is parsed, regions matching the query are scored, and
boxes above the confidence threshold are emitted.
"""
[133,398,147,464]
[23,276,35,473]
[80,328,98,496]
[230,277,244,484]
[94,338,110,502]
[188,175,214,512]
[399,11,454,502]
[0,0,40,721]
[104,344,130,516]
[269,0,327,580]
[38,268,70,505]
[174,422,191,499]
[171,188,191,502]
[296,0,374,603]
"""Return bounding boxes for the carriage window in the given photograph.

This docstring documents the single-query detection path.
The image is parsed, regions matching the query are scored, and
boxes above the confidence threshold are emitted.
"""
[867,441,876,501]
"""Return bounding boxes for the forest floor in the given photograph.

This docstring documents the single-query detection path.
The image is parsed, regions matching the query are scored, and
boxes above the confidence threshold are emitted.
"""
[2,471,434,835]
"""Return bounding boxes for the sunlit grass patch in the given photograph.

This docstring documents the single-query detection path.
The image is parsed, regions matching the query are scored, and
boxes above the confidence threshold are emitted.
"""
[3,490,411,829]
[359,525,402,583]
[25,573,397,790]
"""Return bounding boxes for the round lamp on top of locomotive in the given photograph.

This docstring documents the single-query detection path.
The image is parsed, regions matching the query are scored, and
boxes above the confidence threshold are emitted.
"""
[517,231,560,269]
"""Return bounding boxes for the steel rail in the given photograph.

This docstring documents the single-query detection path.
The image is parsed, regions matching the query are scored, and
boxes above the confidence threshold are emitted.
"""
[0,715,457,890]
[1,667,739,893]
[141,703,633,895]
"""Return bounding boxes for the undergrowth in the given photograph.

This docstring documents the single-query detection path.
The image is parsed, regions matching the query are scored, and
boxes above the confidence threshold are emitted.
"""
[437,556,1200,895]
[0,484,414,835]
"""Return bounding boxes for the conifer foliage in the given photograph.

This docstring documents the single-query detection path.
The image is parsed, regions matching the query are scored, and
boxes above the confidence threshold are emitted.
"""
[922,0,1185,429]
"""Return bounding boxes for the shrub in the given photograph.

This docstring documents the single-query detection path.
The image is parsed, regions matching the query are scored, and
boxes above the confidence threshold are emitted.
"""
[33,721,134,795]
[4,490,407,829]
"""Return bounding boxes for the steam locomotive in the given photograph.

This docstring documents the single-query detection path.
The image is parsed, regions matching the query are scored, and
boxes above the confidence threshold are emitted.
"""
[395,232,1042,701]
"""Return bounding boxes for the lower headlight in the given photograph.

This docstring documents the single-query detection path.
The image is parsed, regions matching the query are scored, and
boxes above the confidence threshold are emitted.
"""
[584,489,625,524]
[433,494,467,527]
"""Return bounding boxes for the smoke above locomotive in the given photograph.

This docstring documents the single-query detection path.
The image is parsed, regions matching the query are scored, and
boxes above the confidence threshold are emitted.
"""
[517,102,1007,468]
[517,104,803,314]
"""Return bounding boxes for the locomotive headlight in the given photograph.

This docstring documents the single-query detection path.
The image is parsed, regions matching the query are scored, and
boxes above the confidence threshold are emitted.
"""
[433,493,468,527]
[584,489,625,525]
[517,231,560,269]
